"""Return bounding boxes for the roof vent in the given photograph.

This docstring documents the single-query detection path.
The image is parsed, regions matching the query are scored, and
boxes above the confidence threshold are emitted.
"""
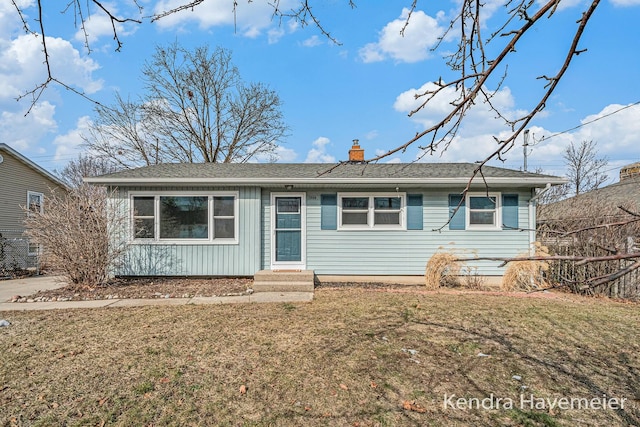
[620,162,640,181]
[348,139,364,162]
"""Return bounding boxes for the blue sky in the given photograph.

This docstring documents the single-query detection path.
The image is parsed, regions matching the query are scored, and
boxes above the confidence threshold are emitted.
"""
[1,0,639,184]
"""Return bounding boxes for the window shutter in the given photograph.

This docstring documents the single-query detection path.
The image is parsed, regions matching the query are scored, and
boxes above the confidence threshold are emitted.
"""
[320,194,337,230]
[502,194,519,229]
[448,194,465,230]
[406,194,423,230]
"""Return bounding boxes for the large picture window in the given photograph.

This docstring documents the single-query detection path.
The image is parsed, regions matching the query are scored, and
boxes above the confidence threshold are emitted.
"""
[338,193,405,230]
[131,192,238,243]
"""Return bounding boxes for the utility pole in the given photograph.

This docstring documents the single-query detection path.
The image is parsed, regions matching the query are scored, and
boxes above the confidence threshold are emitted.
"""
[523,129,530,172]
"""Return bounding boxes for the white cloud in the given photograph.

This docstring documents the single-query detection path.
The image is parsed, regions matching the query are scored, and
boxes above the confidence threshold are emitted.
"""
[268,27,286,44]
[610,0,640,5]
[0,102,57,152]
[304,137,336,163]
[364,130,379,140]
[53,116,93,162]
[0,8,102,162]
[302,35,323,48]
[73,4,138,49]
[0,34,102,103]
[359,8,445,63]
[0,0,34,40]
[394,82,526,135]
[153,0,297,40]
[395,88,640,184]
[274,145,297,162]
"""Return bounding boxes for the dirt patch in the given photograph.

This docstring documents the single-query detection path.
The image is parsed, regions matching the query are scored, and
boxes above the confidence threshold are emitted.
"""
[23,276,252,302]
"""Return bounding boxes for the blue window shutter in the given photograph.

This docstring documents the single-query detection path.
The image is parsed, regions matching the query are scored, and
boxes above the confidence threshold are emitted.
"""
[502,194,519,229]
[406,194,423,230]
[320,194,337,230]
[448,194,465,230]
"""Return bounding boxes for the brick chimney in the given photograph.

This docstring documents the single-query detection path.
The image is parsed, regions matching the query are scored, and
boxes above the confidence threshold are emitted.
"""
[620,162,640,181]
[348,139,364,162]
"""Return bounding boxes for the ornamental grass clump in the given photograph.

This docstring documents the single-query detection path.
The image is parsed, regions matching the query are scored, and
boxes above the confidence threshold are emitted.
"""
[425,252,462,290]
[501,243,550,291]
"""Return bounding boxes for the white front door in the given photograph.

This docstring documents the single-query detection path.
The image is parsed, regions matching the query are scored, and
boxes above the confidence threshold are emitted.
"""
[270,193,306,270]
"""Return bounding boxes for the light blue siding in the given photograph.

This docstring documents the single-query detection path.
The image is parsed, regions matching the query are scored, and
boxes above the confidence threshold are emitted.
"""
[113,186,261,276]
[112,185,533,277]
[300,189,532,276]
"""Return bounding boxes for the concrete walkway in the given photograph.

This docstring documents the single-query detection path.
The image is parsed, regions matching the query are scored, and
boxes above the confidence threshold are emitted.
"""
[0,275,66,302]
[0,275,313,312]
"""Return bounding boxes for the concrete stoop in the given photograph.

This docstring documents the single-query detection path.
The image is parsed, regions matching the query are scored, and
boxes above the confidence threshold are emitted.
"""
[252,270,315,292]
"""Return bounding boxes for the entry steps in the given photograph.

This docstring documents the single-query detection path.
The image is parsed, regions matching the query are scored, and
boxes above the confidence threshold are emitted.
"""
[252,270,315,292]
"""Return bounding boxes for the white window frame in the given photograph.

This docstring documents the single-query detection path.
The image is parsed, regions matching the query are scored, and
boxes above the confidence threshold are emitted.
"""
[28,242,42,257]
[466,192,501,230]
[27,191,44,214]
[129,191,239,244]
[337,192,406,230]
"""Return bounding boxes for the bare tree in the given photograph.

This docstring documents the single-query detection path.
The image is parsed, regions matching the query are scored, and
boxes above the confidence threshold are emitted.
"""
[23,185,128,289]
[14,1,601,168]
[82,43,288,168]
[56,155,120,188]
[563,140,608,197]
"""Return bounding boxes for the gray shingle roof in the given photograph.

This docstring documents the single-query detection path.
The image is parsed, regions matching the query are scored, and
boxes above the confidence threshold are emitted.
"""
[85,162,565,187]
[540,176,640,220]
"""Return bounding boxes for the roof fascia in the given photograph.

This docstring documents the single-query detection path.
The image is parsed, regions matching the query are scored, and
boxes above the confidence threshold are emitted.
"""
[0,143,70,190]
[85,176,568,187]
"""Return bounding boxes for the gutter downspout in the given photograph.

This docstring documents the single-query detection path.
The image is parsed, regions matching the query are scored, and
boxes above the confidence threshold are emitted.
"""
[528,183,552,256]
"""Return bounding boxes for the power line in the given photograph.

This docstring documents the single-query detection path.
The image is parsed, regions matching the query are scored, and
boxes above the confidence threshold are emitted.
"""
[536,101,640,143]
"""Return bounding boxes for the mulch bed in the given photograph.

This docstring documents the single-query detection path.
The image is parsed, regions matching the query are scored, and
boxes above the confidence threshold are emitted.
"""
[19,277,253,302]
[16,277,422,303]
[15,276,586,303]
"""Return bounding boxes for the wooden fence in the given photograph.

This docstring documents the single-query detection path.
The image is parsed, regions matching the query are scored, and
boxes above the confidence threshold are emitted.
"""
[542,235,640,299]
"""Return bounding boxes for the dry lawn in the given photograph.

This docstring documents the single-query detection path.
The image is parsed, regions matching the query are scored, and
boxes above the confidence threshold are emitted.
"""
[1,288,639,426]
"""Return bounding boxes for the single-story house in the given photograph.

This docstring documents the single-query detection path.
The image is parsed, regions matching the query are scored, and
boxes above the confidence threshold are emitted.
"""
[86,143,565,283]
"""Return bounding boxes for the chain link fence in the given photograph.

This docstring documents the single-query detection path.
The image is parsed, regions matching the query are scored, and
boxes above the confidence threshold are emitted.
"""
[0,229,39,278]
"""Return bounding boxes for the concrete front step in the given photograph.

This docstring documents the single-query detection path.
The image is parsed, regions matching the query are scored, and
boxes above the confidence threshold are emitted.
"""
[252,270,315,292]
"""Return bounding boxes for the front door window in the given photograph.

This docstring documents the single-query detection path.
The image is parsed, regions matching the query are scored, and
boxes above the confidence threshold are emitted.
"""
[275,197,302,262]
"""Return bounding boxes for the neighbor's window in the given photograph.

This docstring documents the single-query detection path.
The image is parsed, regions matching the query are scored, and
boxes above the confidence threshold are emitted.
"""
[467,193,500,228]
[338,193,405,229]
[131,193,237,242]
[27,191,44,214]
[28,242,41,256]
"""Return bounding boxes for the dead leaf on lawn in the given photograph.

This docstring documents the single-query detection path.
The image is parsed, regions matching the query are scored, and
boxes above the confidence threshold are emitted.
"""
[98,397,109,406]
[402,400,426,413]
[370,381,378,389]
[239,384,247,395]
[339,383,348,390]
[158,377,170,384]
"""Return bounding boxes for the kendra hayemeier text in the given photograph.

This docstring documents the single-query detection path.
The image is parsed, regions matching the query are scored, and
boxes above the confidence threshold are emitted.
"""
[443,393,627,411]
